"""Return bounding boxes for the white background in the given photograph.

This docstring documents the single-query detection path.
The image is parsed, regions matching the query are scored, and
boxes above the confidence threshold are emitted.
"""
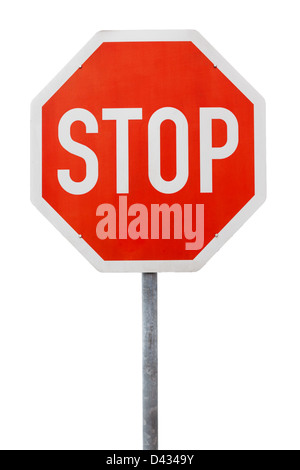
[0,0,299,451]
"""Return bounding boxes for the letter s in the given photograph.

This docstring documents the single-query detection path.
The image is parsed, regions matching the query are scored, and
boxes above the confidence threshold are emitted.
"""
[58,108,98,195]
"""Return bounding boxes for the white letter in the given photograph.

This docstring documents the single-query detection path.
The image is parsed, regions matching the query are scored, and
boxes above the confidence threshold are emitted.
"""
[184,204,204,250]
[200,107,239,193]
[102,108,142,193]
[58,108,98,195]
[151,456,159,464]
[96,204,116,240]
[148,107,189,194]
[151,203,182,240]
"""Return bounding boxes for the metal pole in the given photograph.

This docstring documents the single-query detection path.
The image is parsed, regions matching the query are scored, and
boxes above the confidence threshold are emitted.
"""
[142,272,158,450]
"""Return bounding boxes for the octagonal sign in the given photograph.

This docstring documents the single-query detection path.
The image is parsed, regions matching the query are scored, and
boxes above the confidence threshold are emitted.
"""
[31,30,266,272]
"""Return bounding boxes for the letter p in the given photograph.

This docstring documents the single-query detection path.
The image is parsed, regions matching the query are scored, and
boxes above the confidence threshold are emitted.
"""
[200,107,239,193]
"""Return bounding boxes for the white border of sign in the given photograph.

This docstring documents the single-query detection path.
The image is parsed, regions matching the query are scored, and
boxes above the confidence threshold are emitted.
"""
[31,30,266,273]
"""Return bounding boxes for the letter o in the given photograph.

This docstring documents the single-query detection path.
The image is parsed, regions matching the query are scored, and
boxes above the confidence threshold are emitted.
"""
[148,107,189,194]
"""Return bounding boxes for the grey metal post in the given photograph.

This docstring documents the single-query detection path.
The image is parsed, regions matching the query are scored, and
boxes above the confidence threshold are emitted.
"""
[142,272,158,450]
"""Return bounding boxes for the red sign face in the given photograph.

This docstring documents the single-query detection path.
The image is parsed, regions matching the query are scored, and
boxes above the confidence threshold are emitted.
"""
[31,31,266,272]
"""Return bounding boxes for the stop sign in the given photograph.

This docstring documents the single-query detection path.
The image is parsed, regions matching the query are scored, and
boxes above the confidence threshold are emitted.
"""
[31,30,266,272]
